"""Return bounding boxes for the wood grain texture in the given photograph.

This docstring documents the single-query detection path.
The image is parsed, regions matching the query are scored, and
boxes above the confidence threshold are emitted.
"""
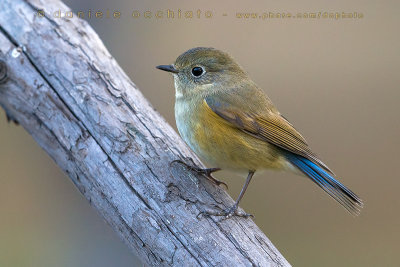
[0,0,290,266]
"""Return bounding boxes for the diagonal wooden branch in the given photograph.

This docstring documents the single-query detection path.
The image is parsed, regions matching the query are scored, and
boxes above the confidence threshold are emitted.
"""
[0,0,290,266]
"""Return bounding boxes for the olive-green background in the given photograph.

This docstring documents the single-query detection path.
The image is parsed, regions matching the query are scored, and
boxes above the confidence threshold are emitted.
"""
[1,0,399,266]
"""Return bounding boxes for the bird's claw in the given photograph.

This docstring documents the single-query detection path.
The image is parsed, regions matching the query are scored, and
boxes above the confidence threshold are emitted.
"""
[170,159,228,189]
[197,205,253,220]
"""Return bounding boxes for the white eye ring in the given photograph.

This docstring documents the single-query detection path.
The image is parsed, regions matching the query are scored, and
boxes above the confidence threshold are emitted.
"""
[191,66,205,77]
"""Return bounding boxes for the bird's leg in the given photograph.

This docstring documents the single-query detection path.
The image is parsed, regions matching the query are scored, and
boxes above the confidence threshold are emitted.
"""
[199,171,255,219]
[170,158,228,189]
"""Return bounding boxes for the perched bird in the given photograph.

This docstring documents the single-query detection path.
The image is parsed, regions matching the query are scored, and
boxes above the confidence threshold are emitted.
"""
[157,47,363,217]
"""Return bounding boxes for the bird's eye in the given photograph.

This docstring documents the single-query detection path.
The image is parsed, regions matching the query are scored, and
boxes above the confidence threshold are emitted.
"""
[191,66,204,77]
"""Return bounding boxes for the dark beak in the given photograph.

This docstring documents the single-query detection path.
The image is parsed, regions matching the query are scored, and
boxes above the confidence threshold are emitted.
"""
[156,64,179,74]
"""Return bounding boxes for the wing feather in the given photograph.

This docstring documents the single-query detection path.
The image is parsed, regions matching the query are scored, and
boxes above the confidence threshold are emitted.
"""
[204,96,333,174]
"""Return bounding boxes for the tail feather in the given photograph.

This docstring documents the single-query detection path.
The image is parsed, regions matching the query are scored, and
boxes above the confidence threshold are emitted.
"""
[287,154,363,215]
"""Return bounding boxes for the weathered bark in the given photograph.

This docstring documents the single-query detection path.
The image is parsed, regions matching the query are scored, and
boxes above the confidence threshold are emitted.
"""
[0,0,290,266]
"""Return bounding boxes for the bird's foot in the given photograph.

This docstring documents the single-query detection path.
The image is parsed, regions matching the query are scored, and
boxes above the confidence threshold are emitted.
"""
[170,159,228,189]
[197,204,253,220]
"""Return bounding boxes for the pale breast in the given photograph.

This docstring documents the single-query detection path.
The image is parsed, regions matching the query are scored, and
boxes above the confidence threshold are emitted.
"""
[175,99,203,156]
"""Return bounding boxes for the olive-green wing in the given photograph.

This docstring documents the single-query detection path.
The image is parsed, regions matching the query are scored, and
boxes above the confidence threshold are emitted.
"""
[204,96,333,174]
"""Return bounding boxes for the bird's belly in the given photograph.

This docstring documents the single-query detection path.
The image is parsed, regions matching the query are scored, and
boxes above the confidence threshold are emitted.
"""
[175,101,287,171]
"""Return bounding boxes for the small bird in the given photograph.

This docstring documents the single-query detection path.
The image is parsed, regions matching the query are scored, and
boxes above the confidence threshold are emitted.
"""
[157,47,363,218]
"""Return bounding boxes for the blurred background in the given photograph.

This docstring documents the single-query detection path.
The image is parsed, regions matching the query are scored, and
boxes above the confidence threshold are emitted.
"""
[1,0,399,266]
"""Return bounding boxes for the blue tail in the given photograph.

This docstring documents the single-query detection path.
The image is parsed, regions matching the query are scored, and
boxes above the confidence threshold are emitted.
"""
[286,153,363,215]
